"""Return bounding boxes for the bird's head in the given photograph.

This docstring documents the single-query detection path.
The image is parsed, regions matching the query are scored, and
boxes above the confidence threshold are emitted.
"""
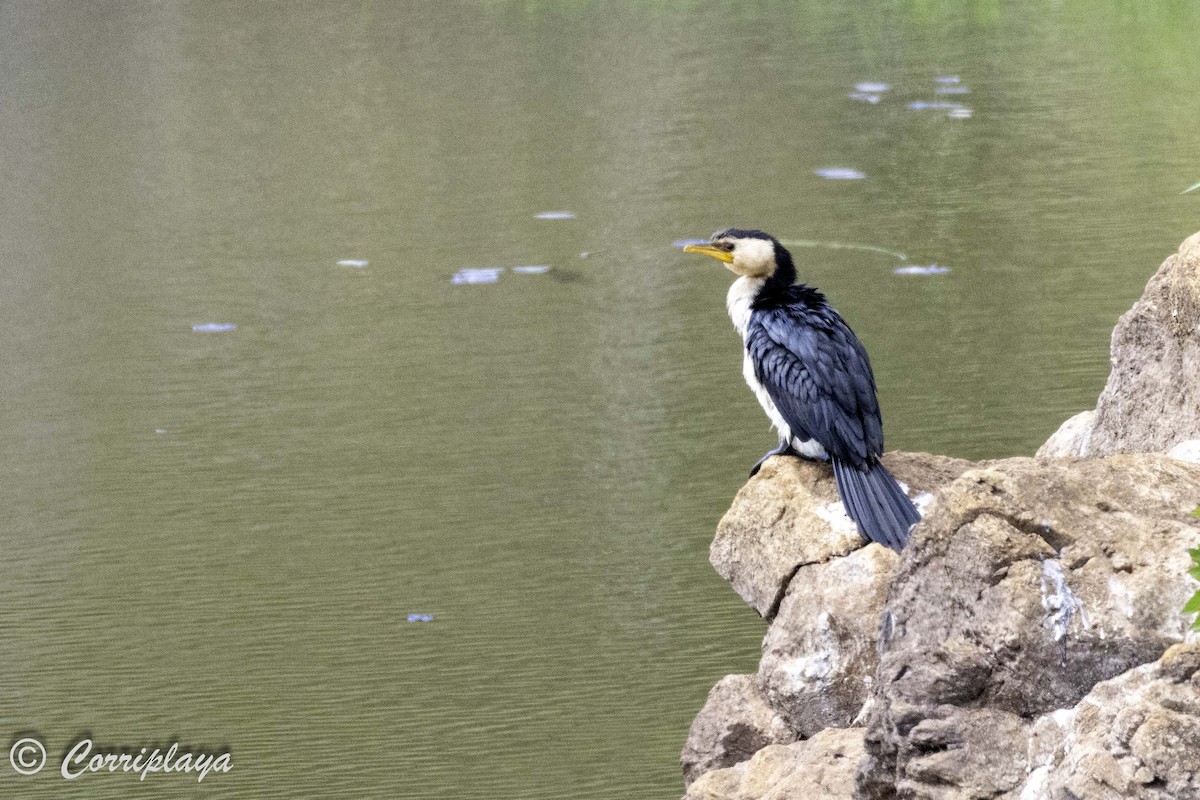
[683,229,795,283]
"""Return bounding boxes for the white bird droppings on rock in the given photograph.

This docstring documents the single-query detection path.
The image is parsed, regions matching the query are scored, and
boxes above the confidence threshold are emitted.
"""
[912,491,937,515]
[1040,559,1088,641]
[813,500,858,535]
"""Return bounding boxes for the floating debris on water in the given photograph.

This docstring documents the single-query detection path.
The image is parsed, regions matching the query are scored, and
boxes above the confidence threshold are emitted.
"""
[848,92,882,104]
[672,238,708,249]
[855,81,890,93]
[337,259,368,268]
[814,167,866,180]
[935,85,970,95]
[1182,181,1200,195]
[579,251,591,258]
[935,75,962,84]
[452,268,503,285]
[907,100,963,111]
[535,211,576,220]
[908,98,972,118]
[155,428,167,434]
[192,323,237,332]
[894,264,951,275]
[407,613,434,623]
[452,265,554,284]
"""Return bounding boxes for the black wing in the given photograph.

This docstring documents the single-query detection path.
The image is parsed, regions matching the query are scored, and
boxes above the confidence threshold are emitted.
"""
[745,302,884,468]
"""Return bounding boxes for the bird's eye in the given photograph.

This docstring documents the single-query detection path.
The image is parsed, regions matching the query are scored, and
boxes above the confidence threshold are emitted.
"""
[716,241,734,252]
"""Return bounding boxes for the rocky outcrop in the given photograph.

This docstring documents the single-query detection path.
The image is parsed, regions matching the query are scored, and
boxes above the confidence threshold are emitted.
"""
[758,543,897,738]
[684,727,865,800]
[711,454,974,619]
[1025,642,1200,800]
[704,453,974,744]
[857,454,1200,799]
[1039,230,1200,457]
[684,452,1200,799]
[682,675,797,786]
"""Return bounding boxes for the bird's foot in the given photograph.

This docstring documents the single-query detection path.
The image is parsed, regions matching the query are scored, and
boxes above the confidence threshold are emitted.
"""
[750,444,799,477]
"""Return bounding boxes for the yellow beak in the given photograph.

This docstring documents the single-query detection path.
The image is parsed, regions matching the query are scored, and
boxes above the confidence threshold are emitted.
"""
[683,243,735,264]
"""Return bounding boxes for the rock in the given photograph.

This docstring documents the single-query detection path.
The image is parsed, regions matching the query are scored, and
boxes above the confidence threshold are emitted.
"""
[1025,642,1200,800]
[904,707,1028,797]
[680,675,797,787]
[1039,231,1200,457]
[1036,411,1094,458]
[858,454,1200,800]
[682,727,864,800]
[709,457,862,620]
[710,452,974,618]
[685,452,973,788]
[758,543,898,737]
[1168,439,1200,465]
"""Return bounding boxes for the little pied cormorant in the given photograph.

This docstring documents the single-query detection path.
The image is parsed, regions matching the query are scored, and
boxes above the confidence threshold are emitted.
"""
[685,229,920,551]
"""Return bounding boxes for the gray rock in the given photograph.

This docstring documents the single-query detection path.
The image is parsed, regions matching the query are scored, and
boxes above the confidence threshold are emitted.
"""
[686,453,972,789]
[758,543,898,737]
[681,674,797,787]
[1036,410,1094,458]
[1024,642,1200,799]
[682,727,864,800]
[710,453,974,618]
[904,707,1028,797]
[709,457,863,620]
[1039,230,1200,457]
[858,454,1200,800]
[1168,439,1200,464]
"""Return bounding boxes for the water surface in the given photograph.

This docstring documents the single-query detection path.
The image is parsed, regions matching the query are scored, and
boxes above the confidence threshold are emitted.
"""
[2,2,1199,798]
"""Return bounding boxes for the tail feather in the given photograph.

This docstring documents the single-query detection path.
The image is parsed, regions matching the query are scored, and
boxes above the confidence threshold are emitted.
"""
[832,458,921,551]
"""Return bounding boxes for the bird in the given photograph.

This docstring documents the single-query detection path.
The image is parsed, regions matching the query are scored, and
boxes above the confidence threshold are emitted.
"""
[684,229,920,551]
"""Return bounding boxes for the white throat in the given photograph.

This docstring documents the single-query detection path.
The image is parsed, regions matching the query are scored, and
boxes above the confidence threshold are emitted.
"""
[726,276,765,338]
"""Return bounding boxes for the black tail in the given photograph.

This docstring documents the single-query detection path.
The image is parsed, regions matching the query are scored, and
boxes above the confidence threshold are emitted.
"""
[832,458,921,551]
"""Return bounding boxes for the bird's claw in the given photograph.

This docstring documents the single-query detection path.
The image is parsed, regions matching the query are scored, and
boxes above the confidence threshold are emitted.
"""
[750,444,797,477]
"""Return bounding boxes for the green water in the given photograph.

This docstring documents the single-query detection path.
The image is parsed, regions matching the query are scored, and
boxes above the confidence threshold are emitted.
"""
[1,1,1198,797]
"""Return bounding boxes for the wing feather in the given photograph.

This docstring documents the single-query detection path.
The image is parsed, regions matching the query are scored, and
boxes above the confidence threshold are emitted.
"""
[747,303,883,467]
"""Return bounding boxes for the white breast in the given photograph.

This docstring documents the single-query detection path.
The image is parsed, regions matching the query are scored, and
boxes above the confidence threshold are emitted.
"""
[727,277,827,460]
[726,276,763,338]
